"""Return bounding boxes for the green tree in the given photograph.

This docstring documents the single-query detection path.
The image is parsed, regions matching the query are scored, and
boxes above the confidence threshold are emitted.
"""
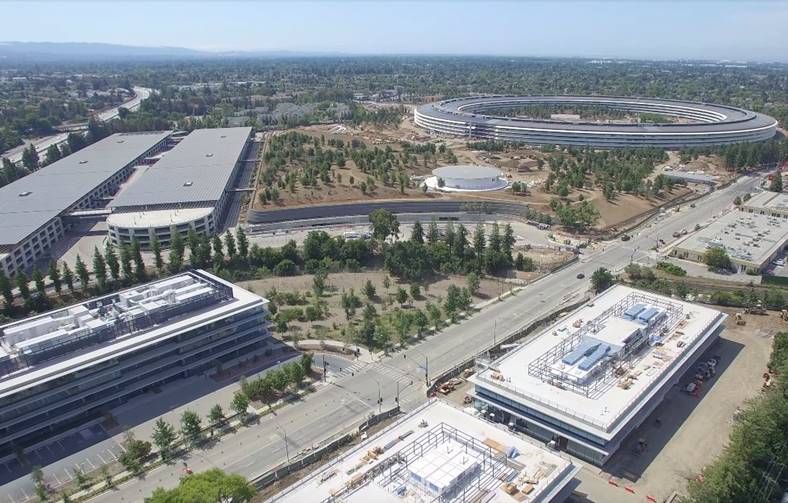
[0,269,13,308]
[92,247,107,291]
[104,242,120,282]
[120,245,133,283]
[118,432,151,475]
[363,280,376,300]
[224,231,237,259]
[180,411,203,447]
[411,220,424,243]
[409,283,421,300]
[413,309,429,337]
[300,353,314,375]
[75,255,89,292]
[236,227,249,260]
[22,144,39,172]
[396,287,409,306]
[16,271,31,301]
[704,247,733,272]
[426,302,442,329]
[168,230,185,274]
[769,173,783,192]
[208,404,226,435]
[231,391,250,423]
[62,263,74,293]
[145,468,256,503]
[151,234,164,274]
[591,267,614,293]
[131,239,146,283]
[151,418,177,461]
[427,220,439,245]
[32,266,46,298]
[369,209,399,242]
[46,261,61,295]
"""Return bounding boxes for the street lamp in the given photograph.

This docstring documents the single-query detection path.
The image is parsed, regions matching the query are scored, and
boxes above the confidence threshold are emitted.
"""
[271,415,290,465]
[371,377,382,413]
[404,347,429,387]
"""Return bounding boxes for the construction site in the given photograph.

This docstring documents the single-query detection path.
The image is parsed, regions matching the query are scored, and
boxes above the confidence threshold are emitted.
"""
[269,400,580,503]
[469,285,727,466]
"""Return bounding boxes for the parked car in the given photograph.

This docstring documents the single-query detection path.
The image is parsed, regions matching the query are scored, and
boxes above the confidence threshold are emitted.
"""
[576,273,585,279]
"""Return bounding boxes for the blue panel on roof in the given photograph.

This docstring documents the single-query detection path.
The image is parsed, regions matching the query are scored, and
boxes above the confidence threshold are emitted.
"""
[578,343,610,371]
[637,307,660,323]
[562,339,599,365]
[623,303,646,320]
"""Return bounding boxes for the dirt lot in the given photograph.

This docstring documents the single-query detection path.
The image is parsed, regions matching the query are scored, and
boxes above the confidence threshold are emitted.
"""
[571,308,782,503]
[251,118,691,231]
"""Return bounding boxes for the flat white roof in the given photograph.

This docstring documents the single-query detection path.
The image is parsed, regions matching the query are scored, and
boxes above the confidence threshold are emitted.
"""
[742,190,788,211]
[109,127,252,209]
[107,207,213,229]
[472,285,725,440]
[271,400,579,503]
[0,131,171,246]
[0,270,266,399]
[676,210,788,266]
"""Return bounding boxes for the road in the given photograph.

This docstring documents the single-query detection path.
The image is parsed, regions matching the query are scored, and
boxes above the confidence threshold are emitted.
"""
[1,86,153,165]
[0,176,762,503]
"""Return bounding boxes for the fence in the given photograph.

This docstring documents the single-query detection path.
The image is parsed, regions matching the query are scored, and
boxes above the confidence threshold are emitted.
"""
[251,406,401,491]
[427,297,590,395]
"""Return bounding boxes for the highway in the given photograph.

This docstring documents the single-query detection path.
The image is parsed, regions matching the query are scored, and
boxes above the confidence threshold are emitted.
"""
[1,86,153,165]
[82,175,762,502]
[0,175,761,503]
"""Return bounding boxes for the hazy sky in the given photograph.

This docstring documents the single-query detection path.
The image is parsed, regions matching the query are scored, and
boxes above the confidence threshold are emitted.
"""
[3,1,787,61]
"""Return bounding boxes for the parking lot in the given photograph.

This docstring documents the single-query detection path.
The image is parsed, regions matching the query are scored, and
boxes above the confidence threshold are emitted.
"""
[569,308,779,503]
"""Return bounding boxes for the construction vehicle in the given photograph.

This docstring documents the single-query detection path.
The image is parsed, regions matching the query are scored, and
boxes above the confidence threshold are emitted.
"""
[735,312,746,325]
[745,302,767,315]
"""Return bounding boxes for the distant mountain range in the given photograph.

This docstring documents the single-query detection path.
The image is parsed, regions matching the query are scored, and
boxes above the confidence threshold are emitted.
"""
[0,42,342,63]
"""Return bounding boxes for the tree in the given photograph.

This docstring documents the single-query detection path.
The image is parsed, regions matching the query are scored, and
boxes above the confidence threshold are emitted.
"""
[411,221,424,243]
[44,144,61,165]
[224,231,237,259]
[47,260,63,295]
[62,263,74,293]
[236,227,249,260]
[119,432,151,475]
[285,361,306,389]
[131,239,146,283]
[75,255,89,292]
[769,173,783,192]
[409,283,421,300]
[120,245,133,284]
[145,468,256,503]
[312,270,327,297]
[426,302,442,329]
[413,309,429,337]
[22,144,39,172]
[16,271,31,301]
[104,242,120,282]
[427,220,439,245]
[369,209,399,242]
[300,353,313,375]
[180,410,203,446]
[591,267,614,293]
[32,266,46,298]
[395,287,409,306]
[208,404,226,435]
[363,280,376,300]
[467,272,480,295]
[231,391,249,423]
[151,418,177,461]
[704,246,733,272]
[93,246,109,291]
[151,234,164,274]
[168,230,185,274]
[0,269,13,309]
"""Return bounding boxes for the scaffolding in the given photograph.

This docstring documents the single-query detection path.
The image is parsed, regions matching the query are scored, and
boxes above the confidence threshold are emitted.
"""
[527,293,684,398]
[323,423,516,503]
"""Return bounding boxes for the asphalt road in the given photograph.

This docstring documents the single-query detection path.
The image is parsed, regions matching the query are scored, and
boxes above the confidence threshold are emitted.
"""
[1,87,153,165]
[0,176,762,503]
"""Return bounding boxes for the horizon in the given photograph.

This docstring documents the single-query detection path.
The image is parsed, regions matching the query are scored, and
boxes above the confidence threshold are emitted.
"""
[1,1,787,63]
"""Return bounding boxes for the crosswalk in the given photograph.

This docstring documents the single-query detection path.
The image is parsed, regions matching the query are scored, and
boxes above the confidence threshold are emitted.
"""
[328,361,420,384]
[328,361,369,379]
